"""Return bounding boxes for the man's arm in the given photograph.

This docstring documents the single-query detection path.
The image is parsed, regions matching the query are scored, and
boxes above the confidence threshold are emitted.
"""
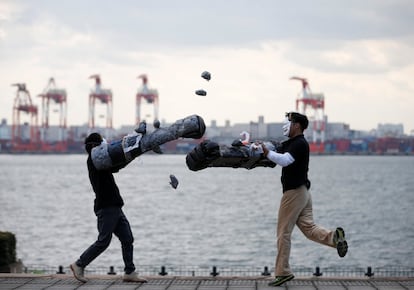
[264,150,295,167]
[262,144,295,167]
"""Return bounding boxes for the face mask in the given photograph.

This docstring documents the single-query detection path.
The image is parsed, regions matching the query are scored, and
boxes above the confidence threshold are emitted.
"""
[282,118,291,137]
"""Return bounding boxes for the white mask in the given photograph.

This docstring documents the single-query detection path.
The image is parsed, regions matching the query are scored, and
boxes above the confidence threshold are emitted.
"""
[282,118,291,137]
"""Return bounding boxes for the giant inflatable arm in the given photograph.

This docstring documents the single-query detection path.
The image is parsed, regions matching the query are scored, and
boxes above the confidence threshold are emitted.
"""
[91,114,205,170]
[186,139,278,171]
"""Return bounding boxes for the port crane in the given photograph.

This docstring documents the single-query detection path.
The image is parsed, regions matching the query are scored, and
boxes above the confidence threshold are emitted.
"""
[88,74,113,130]
[11,83,39,151]
[37,78,68,152]
[136,74,159,124]
[290,76,326,153]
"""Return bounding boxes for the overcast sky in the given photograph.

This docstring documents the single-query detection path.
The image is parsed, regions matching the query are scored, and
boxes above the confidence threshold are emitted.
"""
[1,0,413,134]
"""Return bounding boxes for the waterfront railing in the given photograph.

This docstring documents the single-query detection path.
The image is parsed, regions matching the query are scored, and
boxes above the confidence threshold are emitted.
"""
[21,265,414,277]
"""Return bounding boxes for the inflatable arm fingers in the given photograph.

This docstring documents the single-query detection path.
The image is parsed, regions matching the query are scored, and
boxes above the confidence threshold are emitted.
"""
[91,114,206,170]
[186,140,277,171]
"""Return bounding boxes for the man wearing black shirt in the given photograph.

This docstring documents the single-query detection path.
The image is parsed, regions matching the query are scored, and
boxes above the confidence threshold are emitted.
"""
[70,133,147,283]
[262,112,348,287]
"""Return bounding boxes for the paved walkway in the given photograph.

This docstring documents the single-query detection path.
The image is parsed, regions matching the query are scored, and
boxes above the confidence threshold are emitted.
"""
[0,274,413,290]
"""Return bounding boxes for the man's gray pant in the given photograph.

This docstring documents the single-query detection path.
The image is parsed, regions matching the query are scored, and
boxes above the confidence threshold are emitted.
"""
[76,207,135,274]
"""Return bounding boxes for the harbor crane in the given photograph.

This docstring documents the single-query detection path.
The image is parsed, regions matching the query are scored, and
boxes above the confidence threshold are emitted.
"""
[38,77,68,152]
[88,74,113,130]
[11,83,39,151]
[136,74,159,124]
[290,76,326,153]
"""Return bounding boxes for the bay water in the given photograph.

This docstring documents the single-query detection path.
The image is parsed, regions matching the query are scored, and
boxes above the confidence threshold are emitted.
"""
[0,154,413,271]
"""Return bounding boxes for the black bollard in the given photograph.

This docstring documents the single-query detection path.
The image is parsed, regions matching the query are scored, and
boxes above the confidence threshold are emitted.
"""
[56,265,65,274]
[365,266,374,277]
[313,266,323,277]
[210,266,219,277]
[159,265,168,276]
[107,266,116,275]
[261,266,271,276]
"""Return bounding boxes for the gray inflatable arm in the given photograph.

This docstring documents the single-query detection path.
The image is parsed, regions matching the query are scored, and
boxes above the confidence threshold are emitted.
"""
[186,140,278,171]
[91,114,206,170]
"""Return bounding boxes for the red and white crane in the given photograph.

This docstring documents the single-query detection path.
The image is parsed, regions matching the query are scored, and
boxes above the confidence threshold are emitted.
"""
[11,83,39,151]
[38,77,68,152]
[89,74,113,130]
[290,76,326,153]
[136,74,159,124]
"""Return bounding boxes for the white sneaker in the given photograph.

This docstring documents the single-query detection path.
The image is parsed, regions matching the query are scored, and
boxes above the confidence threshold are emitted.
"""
[70,263,88,283]
[123,271,148,283]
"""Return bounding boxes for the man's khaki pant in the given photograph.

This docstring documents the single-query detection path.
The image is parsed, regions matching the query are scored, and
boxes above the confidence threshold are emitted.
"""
[275,185,335,276]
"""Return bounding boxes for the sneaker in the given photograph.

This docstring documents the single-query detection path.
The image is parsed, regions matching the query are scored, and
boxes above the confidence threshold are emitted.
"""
[70,263,88,283]
[268,274,294,286]
[334,227,348,257]
[123,271,148,283]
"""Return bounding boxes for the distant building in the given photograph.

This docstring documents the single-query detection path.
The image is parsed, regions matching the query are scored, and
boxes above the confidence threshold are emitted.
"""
[68,124,90,142]
[206,116,269,143]
[1,114,412,154]
[0,119,11,140]
[39,126,68,142]
[205,120,221,139]
[377,123,404,137]
[267,122,284,140]
[326,122,351,140]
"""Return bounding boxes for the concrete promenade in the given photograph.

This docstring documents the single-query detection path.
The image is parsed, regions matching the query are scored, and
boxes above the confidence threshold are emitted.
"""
[1,274,413,290]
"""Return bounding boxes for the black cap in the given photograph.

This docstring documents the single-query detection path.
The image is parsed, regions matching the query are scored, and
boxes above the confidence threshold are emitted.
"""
[84,132,103,153]
[286,112,309,130]
[85,132,103,144]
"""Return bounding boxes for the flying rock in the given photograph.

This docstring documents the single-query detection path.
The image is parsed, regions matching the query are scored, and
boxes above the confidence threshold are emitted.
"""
[169,174,179,189]
[201,71,211,81]
[195,89,207,96]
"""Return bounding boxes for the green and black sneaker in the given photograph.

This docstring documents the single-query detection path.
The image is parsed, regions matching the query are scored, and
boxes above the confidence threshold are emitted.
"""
[268,274,294,287]
[334,227,348,257]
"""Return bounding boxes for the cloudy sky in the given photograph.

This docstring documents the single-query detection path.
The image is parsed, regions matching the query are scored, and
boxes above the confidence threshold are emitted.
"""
[1,0,413,134]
